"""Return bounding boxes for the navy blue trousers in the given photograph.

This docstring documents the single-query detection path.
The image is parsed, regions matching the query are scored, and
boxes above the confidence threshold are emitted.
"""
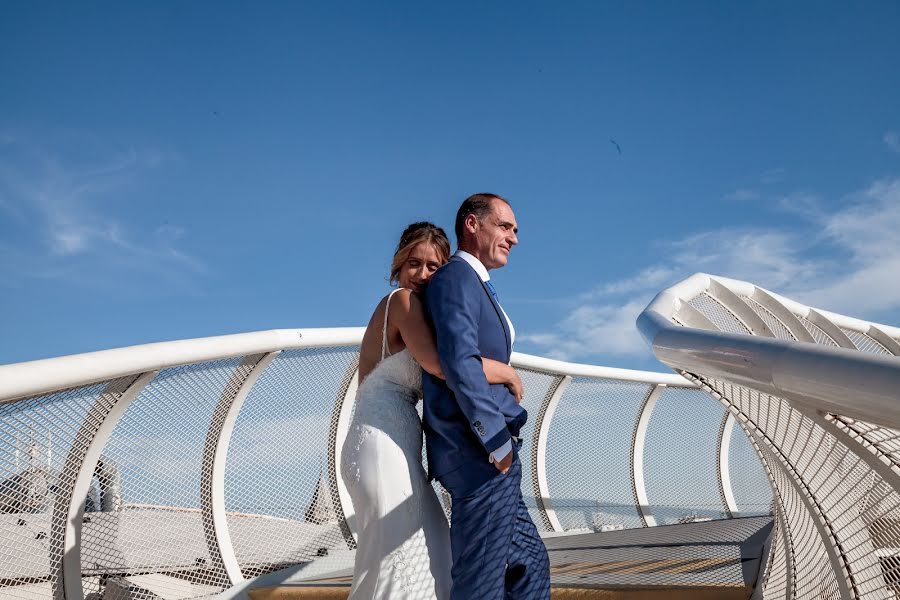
[439,450,551,600]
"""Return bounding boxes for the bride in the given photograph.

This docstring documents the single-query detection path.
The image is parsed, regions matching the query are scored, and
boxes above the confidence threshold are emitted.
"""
[340,222,523,600]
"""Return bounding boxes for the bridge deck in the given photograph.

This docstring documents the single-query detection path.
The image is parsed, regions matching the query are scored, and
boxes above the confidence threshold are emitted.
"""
[248,516,773,600]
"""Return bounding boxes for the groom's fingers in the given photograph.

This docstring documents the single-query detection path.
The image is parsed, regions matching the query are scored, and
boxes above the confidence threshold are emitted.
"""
[495,451,513,474]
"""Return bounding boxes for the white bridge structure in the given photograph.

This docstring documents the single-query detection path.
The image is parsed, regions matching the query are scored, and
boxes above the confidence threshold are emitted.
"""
[0,273,898,599]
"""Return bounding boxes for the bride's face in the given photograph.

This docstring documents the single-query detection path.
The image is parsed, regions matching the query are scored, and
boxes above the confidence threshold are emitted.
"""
[398,242,443,293]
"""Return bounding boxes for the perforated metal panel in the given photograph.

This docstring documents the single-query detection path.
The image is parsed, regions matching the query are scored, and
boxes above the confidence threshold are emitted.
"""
[224,347,358,579]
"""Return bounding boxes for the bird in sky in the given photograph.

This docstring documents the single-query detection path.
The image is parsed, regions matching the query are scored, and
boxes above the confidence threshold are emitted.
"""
[610,139,622,155]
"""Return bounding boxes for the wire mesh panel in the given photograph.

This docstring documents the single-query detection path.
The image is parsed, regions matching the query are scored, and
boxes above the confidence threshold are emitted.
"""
[728,419,773,517]
[643,387,727,525]
[81,359,244,600]
[741,297,798,341]
[224,347,358,579]
[544,378,649,532]
[0,383,110,600]
[830,416,900,472]
[760,512,790,600]
[842,330,892,356]
[797,317,839,347]
[513,369,557,530]
[704,378,897,600]
[689,293,751,334]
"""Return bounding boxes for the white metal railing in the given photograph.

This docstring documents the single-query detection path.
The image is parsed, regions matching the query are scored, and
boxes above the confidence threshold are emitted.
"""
[638,273,900,600]
[0,327,771,600]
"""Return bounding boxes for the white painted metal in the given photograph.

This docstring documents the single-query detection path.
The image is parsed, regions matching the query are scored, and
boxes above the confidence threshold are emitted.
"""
[708,279,774,338]
[717,412,739,518]
[532,375,571,533]
[868,325,900,356]
[631,384,664,528]
[750,287,816,342]
[58,371,157,600]
[640,273,900,599]
[807,309,857,349]
[510,353,695,387]
[639,281,900,430]
[202,352,279,585]
[332,369,360,541]
[0,328,366,403]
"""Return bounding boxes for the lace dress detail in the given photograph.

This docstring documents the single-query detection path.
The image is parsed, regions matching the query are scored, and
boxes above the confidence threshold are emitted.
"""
[339,289,451,600]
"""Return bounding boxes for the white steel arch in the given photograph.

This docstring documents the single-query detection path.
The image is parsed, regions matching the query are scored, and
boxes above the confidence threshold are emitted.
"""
[639,273,900,600]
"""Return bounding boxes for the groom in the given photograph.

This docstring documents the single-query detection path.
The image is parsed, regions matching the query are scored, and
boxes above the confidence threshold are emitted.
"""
[423,193,551,599]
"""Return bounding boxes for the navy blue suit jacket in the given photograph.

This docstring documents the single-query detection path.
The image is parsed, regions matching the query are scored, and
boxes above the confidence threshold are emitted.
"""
[423,256,527,480]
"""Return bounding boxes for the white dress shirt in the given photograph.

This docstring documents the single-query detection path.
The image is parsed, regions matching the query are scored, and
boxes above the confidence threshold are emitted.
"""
[454,250,514,464]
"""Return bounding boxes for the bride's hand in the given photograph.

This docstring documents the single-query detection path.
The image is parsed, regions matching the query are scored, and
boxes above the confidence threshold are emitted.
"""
[505,368,524,403]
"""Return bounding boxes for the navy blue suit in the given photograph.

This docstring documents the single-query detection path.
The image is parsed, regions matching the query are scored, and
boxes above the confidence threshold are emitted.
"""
[424,255,550,600]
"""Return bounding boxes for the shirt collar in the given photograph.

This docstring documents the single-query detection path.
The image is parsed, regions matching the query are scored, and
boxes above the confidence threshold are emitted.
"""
[454,250,490,282]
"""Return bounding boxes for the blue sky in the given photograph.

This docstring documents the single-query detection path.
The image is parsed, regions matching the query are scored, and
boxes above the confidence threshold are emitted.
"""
[2,2,900,371]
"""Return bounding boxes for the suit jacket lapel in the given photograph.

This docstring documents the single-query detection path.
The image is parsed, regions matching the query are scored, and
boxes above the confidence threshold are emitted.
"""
[481,279,512,359]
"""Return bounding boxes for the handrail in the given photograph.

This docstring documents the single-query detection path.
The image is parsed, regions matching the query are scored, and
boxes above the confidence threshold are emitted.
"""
[0,328,694,404]
[0,328,366,403]
[637,273,900,430]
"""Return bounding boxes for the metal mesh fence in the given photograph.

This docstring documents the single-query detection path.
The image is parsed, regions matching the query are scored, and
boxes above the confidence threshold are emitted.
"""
[643,387,727,524]
[760,512,789,600]
[741,296,798,341]
[705,378,899,600]
[797,317,839,347]
[727,418,773,517]
[0,383,112,600]
[82,359,245,600]
[544,378,649,532]
[224,347,358,579]
[512,369,557,530]
[842,329,892,355]
[689,293,751,334]
[830,415,900,473]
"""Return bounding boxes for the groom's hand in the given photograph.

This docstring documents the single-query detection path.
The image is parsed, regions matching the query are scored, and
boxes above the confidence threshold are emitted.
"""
[494,451,513,474]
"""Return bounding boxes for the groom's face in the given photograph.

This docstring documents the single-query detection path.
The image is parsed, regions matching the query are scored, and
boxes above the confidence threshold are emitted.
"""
[473,200,518,270]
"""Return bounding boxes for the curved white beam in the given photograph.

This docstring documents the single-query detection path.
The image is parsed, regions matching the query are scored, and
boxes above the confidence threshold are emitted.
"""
[631,384,664,527]
[0,328,365,403]
[54,371,157,600]
[717,411,739,518]
[531,375,570,532]
[201,352,279,585]
[639,275,900,431]
[329,362,360,547]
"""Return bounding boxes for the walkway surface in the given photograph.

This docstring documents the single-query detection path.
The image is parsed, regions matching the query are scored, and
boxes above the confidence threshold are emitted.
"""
[247,516,774,600]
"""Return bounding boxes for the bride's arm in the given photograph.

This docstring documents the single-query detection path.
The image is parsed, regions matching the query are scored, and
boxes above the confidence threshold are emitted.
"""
[392,290,523,400]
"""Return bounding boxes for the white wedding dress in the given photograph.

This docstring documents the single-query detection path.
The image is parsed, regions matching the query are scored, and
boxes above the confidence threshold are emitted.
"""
[340,289,452,600]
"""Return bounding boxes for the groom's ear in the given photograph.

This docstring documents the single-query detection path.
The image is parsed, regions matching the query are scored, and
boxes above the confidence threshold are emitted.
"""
[464,213,479,234]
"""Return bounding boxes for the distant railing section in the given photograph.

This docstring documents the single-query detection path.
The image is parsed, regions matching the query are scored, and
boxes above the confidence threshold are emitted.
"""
[0,327,771,600]
[638,273,900,600]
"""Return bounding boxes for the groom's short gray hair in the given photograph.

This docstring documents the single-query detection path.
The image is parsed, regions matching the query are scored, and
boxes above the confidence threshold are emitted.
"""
[455,193,510,243]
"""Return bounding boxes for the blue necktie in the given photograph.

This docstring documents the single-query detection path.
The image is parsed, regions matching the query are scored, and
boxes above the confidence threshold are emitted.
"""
[485,280,499,304]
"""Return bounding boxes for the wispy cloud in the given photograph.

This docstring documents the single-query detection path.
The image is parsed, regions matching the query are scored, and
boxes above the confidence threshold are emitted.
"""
[885,131,900,154]
[522,176,900,361]
[0,134,203,289]
[723,188,759,202]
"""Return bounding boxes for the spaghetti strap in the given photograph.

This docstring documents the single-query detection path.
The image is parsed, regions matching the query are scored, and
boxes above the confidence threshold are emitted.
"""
[381,288,404,359]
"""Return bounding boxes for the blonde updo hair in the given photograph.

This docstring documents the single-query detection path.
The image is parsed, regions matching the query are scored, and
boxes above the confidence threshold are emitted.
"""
[389,222,451,286]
